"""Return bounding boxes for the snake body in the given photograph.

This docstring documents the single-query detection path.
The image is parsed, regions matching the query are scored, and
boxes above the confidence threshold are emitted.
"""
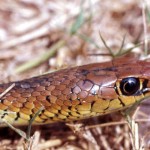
[0,57,150,125]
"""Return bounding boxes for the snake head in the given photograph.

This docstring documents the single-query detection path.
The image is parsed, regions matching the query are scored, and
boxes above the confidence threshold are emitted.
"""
[81,59,150,115]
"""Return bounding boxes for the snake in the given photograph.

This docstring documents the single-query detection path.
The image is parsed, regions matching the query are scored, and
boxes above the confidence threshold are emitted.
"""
[0,56,150,125]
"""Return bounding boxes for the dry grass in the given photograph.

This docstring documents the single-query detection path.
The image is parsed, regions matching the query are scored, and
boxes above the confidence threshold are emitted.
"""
[0,0,150,149]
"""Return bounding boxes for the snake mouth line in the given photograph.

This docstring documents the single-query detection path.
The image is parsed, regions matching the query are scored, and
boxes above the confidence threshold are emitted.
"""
[142,88,150,93]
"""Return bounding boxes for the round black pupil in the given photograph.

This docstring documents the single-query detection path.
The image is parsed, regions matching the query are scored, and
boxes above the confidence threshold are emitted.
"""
[120,77,140,95]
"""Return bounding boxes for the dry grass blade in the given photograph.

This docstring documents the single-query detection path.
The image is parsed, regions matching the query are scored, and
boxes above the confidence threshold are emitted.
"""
[99,32,115,57]
[0,83,15,99]
[15,40,65,73]
[78,33,100,49]
[116,34,126,55]
[70,8,84,35]
[117,43,141,56]
[2,119,27,140]
[26,106,45,140]
[142,1,148,56]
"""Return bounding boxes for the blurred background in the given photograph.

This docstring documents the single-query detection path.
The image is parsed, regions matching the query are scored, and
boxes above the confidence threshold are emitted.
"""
[0,0,150,150]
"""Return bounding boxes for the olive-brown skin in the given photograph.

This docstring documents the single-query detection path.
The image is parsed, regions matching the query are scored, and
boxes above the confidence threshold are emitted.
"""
[0,57,150,125]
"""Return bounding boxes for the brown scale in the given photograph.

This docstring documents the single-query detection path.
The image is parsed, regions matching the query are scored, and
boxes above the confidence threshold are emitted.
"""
[0,57,150,125]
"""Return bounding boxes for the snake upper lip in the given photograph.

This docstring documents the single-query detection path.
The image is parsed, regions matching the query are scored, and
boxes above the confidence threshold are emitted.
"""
[141,88,150,93]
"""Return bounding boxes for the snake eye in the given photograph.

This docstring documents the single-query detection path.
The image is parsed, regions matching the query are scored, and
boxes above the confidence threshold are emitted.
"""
[120,77,140,96]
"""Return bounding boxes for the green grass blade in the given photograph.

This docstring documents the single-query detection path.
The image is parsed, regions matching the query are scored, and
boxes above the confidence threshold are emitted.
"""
[15,40,65,74]
[78,33,100,49]
[99,32,115,57]
[70,8,84,35]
